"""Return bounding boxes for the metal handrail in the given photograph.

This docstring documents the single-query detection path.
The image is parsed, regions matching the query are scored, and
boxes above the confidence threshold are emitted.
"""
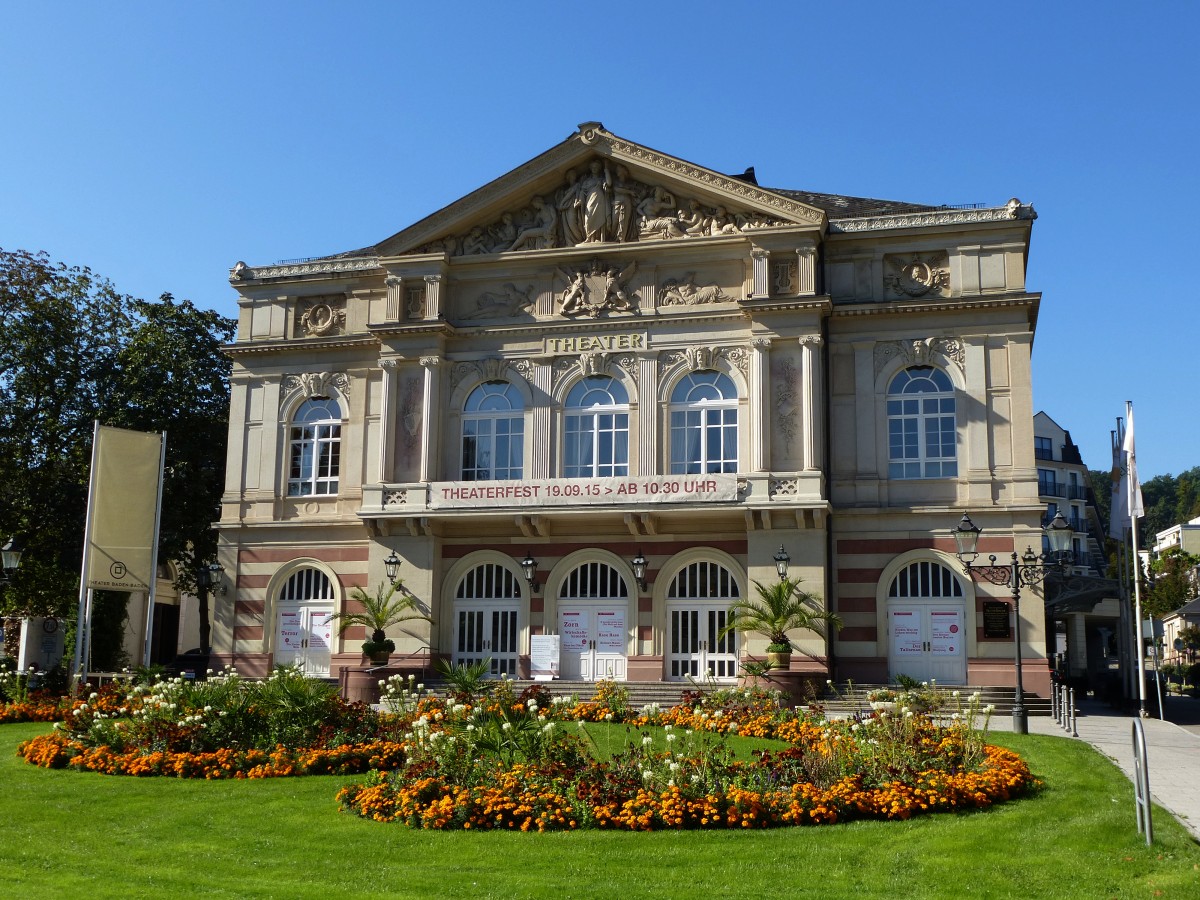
[1132,718,1153,846]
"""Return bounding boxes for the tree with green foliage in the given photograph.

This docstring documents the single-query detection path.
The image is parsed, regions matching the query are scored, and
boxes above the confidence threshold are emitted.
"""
[1146,546,1200,619]
[0,248,234,660]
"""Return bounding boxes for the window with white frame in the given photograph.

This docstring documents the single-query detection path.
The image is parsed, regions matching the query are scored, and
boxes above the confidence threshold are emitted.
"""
[287,398,341,496]
[669,371,739,474]
[462,382,524,481]
[886,366,957,479]
[563,376,629,478]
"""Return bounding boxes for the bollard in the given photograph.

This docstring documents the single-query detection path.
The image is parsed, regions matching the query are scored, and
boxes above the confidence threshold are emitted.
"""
[1069,687,1078,737]
[1051,684,1059,722]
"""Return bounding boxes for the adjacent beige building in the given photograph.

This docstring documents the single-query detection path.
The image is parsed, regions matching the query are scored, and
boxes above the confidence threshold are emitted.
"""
[211,123,1050,695]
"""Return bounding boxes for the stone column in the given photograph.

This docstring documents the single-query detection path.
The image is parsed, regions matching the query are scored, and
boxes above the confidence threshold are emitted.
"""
[637,353,658,475]
[423,275,443,320]
[799,336,822,470]
[750,337,772,472]
[529,361,552,478]
[751,248,771,299]
[796,243,816,295]
[419,357,441,483]
[378,358,398,482]
[385,275,403,321]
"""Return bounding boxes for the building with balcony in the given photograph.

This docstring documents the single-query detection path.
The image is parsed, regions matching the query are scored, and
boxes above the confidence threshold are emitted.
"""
[210,123,1050,695]
[1032,412,1121,689]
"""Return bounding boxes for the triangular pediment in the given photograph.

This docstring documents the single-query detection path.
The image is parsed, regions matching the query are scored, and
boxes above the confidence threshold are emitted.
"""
[374,123,825,259]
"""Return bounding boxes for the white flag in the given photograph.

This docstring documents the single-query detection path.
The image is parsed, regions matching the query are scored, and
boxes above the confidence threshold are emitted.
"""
[1124,400,1144,521]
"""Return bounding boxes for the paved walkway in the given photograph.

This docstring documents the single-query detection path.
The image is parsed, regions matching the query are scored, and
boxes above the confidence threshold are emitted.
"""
[994,695,1200,842]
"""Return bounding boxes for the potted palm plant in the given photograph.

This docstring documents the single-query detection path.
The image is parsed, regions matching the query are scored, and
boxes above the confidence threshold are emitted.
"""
[719,577,842,671]
[329,581,429,666]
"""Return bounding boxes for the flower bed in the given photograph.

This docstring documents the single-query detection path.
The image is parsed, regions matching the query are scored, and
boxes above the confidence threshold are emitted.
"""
[336,679,1035,831]
[15,666,407,779]
[18,732,405,778]
[12,670,1036,829]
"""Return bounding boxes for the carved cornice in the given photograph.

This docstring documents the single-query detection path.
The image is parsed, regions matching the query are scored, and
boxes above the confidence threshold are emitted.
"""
[230,257,381,283]
[829,201,1036,234]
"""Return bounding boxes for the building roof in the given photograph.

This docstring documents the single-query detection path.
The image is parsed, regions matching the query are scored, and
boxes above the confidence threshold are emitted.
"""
[764,188,946,220]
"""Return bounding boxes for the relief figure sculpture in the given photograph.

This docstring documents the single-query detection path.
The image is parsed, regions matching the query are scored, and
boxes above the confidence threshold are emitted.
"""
[557,169,584,246]
[509,196,559,252]
[579,159,613,242]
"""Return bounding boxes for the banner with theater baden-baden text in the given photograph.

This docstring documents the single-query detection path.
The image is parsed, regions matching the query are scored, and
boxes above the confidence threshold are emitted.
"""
[84,426,165,592]
[429,474,739,510]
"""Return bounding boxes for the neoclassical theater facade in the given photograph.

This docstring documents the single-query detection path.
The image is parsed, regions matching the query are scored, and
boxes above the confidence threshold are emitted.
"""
[211,122,1047,694]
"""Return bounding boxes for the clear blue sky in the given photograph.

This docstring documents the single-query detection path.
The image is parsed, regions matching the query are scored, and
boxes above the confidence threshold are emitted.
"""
[3,2,1196,480]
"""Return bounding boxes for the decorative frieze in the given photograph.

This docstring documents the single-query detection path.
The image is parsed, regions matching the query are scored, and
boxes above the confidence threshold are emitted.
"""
[874,337,966,375]
[829,201,1036,234]
[413,153,794,258]
[658,273,734,306]
[460,283,537,320]
[282,371,349,401]
[229,257,379,282]
[658,345,749,380]
[450,357,534,393]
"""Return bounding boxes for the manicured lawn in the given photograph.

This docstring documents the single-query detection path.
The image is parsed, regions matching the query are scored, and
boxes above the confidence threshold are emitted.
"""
[2,722,1198,898]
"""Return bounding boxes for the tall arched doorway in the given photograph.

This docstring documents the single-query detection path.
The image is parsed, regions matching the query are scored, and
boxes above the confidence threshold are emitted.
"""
[273,567,335,676]
[886,559,967,685]
[557,560,630,681]
[451,562,522,677]
[665,560,740,681]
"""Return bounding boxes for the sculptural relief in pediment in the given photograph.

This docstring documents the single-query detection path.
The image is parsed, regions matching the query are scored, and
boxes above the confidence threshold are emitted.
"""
[658,272,735,307]
[415,159,790,258]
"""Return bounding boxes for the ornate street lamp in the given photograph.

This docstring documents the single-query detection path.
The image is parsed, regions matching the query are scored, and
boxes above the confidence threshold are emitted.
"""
[774,545,790,582]
[631,551,648,592]
[953,511,1074,734]
[194,562,225,657]
[0,536,24,584]
[520,553,539,593]
[383,550,403,587]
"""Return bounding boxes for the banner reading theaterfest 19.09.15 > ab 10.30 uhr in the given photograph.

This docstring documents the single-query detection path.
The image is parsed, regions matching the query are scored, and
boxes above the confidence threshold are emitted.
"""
[427,474,738,509]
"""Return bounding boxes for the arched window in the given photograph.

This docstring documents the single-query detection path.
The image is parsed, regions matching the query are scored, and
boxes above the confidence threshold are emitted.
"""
[887,560,964,599]
[886,366,957,479]
[453,562,522,676]
[280,567,336,602]
[462,382,524,480]
[669,371,739,474]
[563,376,629,478]
[288,398,341,496]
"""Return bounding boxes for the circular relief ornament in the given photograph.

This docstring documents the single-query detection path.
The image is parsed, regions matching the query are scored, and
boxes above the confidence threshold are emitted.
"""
[898,261,936,296]
[300,302,342,336]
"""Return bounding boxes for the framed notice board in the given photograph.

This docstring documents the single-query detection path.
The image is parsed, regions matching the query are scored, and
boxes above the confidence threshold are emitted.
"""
[982,601,1012,639]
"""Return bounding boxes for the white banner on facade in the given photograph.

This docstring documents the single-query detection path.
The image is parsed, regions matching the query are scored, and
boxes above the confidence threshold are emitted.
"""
[429,474,738,509]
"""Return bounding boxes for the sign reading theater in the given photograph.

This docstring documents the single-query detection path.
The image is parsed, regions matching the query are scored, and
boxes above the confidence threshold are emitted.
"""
[429,474,738,509]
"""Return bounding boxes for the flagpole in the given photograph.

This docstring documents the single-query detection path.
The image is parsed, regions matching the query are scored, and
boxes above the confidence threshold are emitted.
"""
[1131,512,1147,717]
[140,430,168,668]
